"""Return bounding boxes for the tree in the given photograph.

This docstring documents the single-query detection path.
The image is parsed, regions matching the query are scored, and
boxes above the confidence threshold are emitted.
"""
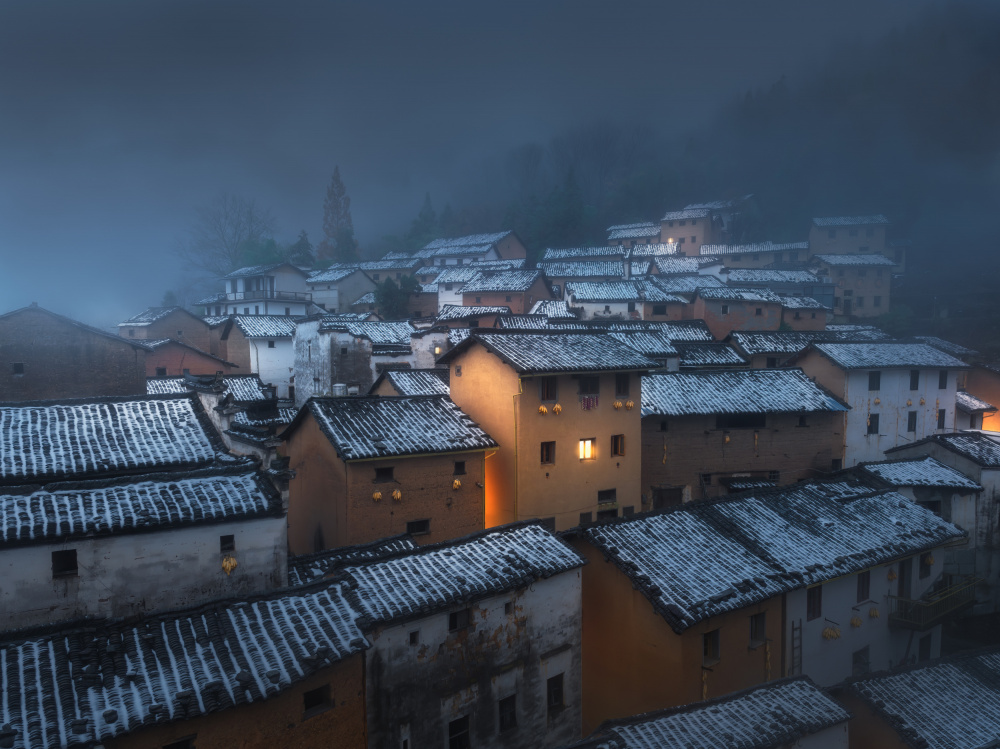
[160,290,179,307]
[285,230,315,266]
[178,193,276,276]
[318,167,359,264]
[374,276,419,320]
[406,193,438,248]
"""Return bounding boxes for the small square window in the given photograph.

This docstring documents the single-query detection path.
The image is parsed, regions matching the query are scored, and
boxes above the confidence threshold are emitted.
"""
[579,511,593,524]
[340,347,348,355]
[766,357,778,368]
[597,488,617,504]
[11,362,24,375]
[852,646,870,676]
[703,629,720,666]
[220,535,235,553]
[155,367,167,377]
[406,519,430,536]
[611,434,625,456]
[303,684,332,718]
[128,329,135,337]
[498,694,517,732]
[721,304,730,315]
[768,470,780,482]
[857,570,871,602]
[755,307,762,316]
[622,505,634,516]
[374,466,394,482]
[750,612,766,647]
[539,376,558,401]
[449,608,470,631]
[652,304,667,315]
[701,473,712,486]
[546,674,564,715]
[504,601,513,615]
[615,373,630,397]
[578,376,599,396]
[466,319,478,328]
[409,630,419,645]
[541,441,556,464]
[831,458,843,471]
[505,295,512,302]
[659,420,668,432]
[453,460,466,475]
[807,585,822,621]
[52,549,78,578]
[798,415,808,427]
[579,438,596,460]
[596,508,617,521]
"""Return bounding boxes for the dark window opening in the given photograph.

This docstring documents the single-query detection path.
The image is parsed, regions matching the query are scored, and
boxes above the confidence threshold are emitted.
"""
[498,694,517,732]
[539,376,558,401]
[852,647,870,676]
[701,473,712,485]
[406,519,430,536]
[652,304,667,315]
[919,552,932,579]
[857,570,871,602]
[52,549,78,578]
[449,608,470,631]
[547,674,564,715]
[622,505,635,516]
[615,373,630,397]
[868,371,881,391]
[504,601,513,615]
[303,684,332,718]
[611,434,625,456]
[939,371,948,389]
[340,347,348,355]
[910,370,920,390]
[220,535,235,553]
[716,413,766,429]
[597,488,617,504]
[703,629,720,665]
[867,414,880,435]
[831,458,843,471]
[453,460,466,475]
[541,441,556,464]
[596,508,617,521]
[798,415,808,427]
[374,466,394,482]
[579,511,593,525]
[768,470,780,482]
[766,357,778,368]
[659,420,668,432]
[267,340,275,349]
[755,307,763,316]
[11,362,24,375]
[155,367,167,377]
[807,585,822,621]
[578,376,599,396]
[750,612,766,647]
[409,630,419,645]
[721,304,730,315]
[937,409,946,430]
[907,411,917,432]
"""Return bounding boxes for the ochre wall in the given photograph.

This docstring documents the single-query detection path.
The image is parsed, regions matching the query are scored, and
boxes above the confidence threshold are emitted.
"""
[966,366,1000,431]
[119,310,212,352]
[836,692,909,749]
[692,298,782,339]
[144,342,239,376]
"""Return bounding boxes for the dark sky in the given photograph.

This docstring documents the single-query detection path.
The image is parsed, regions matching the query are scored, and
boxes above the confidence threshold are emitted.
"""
[0,0,953,326]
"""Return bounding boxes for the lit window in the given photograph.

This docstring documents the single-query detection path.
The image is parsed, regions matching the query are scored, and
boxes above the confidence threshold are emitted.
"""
[579,438,595,460]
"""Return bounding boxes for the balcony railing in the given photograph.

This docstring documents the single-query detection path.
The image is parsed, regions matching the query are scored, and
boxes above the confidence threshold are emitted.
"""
[887,575,980,631]
[225,290,312,302]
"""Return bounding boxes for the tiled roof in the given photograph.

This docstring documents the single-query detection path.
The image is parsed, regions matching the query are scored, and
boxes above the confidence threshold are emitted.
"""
[858,456,982,491]
[685,197,751,210]
[375,369,449,396]
[318,320,415,344]
[724,269,820,284]
[888,432,1000,468]
[529,299,577,319]
[650,275,725,292]
[538,261,625,278]
[547,320,714,341]
[436,304,511,321]
[660,208,711,221]
[847,648,1000,749]
[432,266,483,284]
[566,281,640,302]
[118,307,185,326]
[676,343,747,367]
[146,375,273,403]
[194,292,225,305]
[808,342,967,369]
[352,292,376,305]
[541,246,626,261]
[146,377,188,395]
[596,677,850,749]
[582,481,965,633]
[813,214,889,226]
[728,329,891,356]
[222,262,301,279]
[699,241,785,256]
[424,231,512,249]
[696,287,783,303]
[0,395,226,485]
[202,315,230,326]
[442,332,657,374]
[781,297,829,310]
[811,254,896,266]
[914,336,978,358]
[460,270,541,293]
[957,391,996,413]
[470,258,525,270]
[629,243,680,258]
[359,259,419,271]
[0,467,278,547]
[293,395,496,460]
[609,332,679,358]
[494,314,550,330]
[288,535,418,586]
[232,315,298,338]
[345,522,585,626]
[654,256,721,275]
[0,582,367,749]
[448,328,472,347]
[607,222,660,240]
[0,305,152,352]
[307,267,360,284]
[229,407,297,428]
[641,369,847,417]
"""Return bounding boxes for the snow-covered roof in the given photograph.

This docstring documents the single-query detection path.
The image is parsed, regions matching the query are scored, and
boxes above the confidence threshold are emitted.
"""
[0,467,278,547]
[675,343,748,368]
[229,407,297,429]
[448,328,472,347]
[956,390,996,413]
[888,432,1000,468]
[806,342,968,370]
[345,522,585,626]
[231,315,298,338]
[847,648,1000,749]
[292,395,496,460]
[629,243,680,258]
[728,329,892,356]
[0,581,367,749]
[724,269,820,284]
[222,262,306,279]
[914,336,978,358]
[494,314,550,330]
[318,320,415,344]
[781,297,829,310]
[432,266,483,284]
[118,306,189,326]
[660,208,711,221]
[653,256,721,275]
[581,481,965,633]
[699,241,788,257]
[546,319,714,341]
[146,377,189,394]
[858,456,982,491]
[436,304,511,321]
[529,299,577,319]
[609,332,679,358]
[685,197,751,210]
[541,246,626,261]
[650,275,725,292]
[811,253,896,266]
[442,332,657,374]
[696,287,783,303]
[566,281,639,302]
[307,267,361,284]
[352,292,376,306]
[460,270,541,293]
[813,214,889,227]
[633,280,688,304]
[607,222,660,240]
[0,395,226,485]
[642,369,847,417]
[470,258,525,270]
[373,369,449,396]
[424,231,512,250]
[538,260,624,278]
[146,374,273,403]
[595,677,850,749]
[288,535,418,587]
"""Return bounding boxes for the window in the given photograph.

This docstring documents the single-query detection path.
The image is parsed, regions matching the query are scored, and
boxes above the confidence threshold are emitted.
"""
[578,376,599,396]
[454,365,461,377]
[579,512,593,524]
[857,570,871,602]
[868,371,881,390]
[867,413,880,435]
[409,630,419,645]
[701,473,712,486]
[374,466,394,482]
[453,461,466,475]
[449,608,470,631]
[504,601,513,615]
[918,634,932,662]
[285,307,291,315]
[622,505,635,516]
[852,647,870,676]
[691,236,696,243]
[162,738,195,749]
[244,307,249,314]
[939,371,948,389]
[597,488,617,504]
[52,549,78,578]
[874,295,882,308]
[806,585,822,620]
[615,373,630,397]
[155,367,167,377]
[539,376,558,401]
[702,629,720,666]
[856,297,864,308]
[448,716,471,749]
[766,357,778,368]
[220,535,235,553]
[579,438,596,460]
[128,329,135,337]
[938,409,946,429]
[340,347,348,355]
[798,415,808,427]
[475,296,481,304]
[721,304,730,315]
[678,237,685,244]
[303,684,332,718]
[920,552,933,579]
[755,307,763,316]
[652,304,667,315]
[768,470,780,482]
[750,612,766,647]
[910,370,920,390]
[541,441,556,464]
[546,674,564,715]
[267,340,275,348]
[11,362,24,375]
[659,420,668,432]
[498,694,517,732]
[831,458,843,471]
[716,413,766,429]
[907,411,917,432]
[596,508,617,521]
[406,519,430,536]
[466,319,478,328]
[445,283,454,290]
[254,305,259,314]
[679,220,686,226]
[505,295,512,302]
[611,434,625,456]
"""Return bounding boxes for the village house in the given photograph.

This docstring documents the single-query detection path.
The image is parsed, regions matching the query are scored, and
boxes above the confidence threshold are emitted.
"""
[529,299,579,320]
[840,647,1000,749]
[809,254,895,318]
[350,291,377,315]
[674,342,748,369]
[727,328,893,369]
[566,479,964,733]
[305,266,376,313]
[421,230,528,266]
[0,580,368,749]
[574,677,850,749]
[565,281,643,320]
[607,331,680,372]
[435,304,512,329]
[780,296,833,331]
[787,342,968,467]
[537,260,629,298]
[117,306,213,351]
[140,337,240,377]
[440,331,656,530]
[698,240,811,268]
[649,273,726,297]
[651,255,724,278]
[659,208,712,253]
[721,268,835,308]
[640,368,848,506]
[210,315,298,399]
[282,395,497,554]
[0,392,288,630]
[956,389,996,429]
[964,362,1000,430]
[541,246,627,263]
[212,262,315,316]
[358,257,421,283]
[689,287,784,339]
[433,266,486,311]
[606,221,661,248]
[0,303,148,400]
[345,522,585,749]
[494,314,551,331]
[369,368,449,397]
[287,533,417,587]
[807,214,890,257]
[460,270,550,314]
[470,258,526,272]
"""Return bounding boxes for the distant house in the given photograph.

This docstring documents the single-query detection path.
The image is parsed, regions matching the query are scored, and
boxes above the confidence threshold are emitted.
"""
[809,254,895,318]
[435,304,511,329]
[538,260,628,297]
[141,337,240,377]
[565,281,643,320]
[358,258,422,284]
[606,221,661,248]
[566,480,963,732]
[964,362,1000,430]
[674,342,748,369]
[212,315,298,399]
[432,267,485,310]
[460,270,550,314]
[0,303,148,400]
[305,266,376,314]
[807,214,890,257]
[117,306,213,352]
[780,296,832,331]
[441,332,655,530]
[640,369,848,505]
[214,262,315,316]
[659,208,712,253]
[421,230,527,266]
[787,342,968,467]
[699,240,810,268]
[282,395,498,553]
[690,287,784,339]
[727,328,892,369]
